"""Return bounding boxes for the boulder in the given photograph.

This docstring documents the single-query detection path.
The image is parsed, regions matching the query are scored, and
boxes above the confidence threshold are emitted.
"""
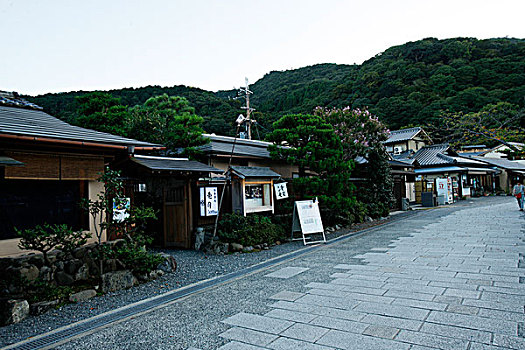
[30,300,59,316]
[0,299,29,326]
[103,259,118,272]
[19,265,40,282]
[74,264,90,281]
[101,270,135,293]
[194,228,205,250]
[157,254,177,273]
[55,271,75,286]
[230,243,243,252]
[39,266,54,282]
[65,259,83,275]
[28,255,45,268]
[69,289,97,303]
[242,246,254,253]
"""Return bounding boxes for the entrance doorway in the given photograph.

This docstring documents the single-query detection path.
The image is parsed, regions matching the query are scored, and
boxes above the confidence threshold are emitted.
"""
[163,184,192,249]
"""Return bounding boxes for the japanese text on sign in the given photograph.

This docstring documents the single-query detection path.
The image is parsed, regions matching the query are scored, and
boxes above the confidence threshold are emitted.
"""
[200,187,218,216]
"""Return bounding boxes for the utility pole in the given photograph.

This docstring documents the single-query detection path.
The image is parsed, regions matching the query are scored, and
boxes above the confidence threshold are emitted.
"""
[238,77,256,139]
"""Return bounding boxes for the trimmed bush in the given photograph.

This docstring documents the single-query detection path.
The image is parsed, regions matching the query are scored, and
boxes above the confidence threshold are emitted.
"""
[218,214,286,247]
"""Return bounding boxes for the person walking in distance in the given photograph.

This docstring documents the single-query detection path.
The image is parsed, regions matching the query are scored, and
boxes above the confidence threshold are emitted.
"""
[512,180,524,211]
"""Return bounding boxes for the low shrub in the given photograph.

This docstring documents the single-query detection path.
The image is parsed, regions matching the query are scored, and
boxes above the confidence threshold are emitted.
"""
[218,214,286,246]
[26,279,74,304]
[110,244,164,275]
[17,223,90,265]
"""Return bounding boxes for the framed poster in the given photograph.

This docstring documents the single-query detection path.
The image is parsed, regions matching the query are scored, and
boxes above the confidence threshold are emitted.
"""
[113,197,130,222]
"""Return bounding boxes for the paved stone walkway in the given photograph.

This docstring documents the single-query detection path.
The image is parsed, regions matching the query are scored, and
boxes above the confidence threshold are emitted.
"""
[55,198,524,350]
[218,201,525,350]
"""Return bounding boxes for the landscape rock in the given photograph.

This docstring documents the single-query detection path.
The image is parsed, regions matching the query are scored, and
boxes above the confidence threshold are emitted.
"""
[157,254,177,273]
[220,243,230,254]
[74,264,90,281]
[55,271,75,286]
[30,300,59,316]
[28,255,44,268]
[65,259,83,275]
[101,270,135,293]
[39,266,54,282]
[69,289,97,303]
[242,246,254,253]
[0,299,29,326]
[194,227,205,250]
[19,265,39,282]
[231,243,243,252]
[104,259,118,272]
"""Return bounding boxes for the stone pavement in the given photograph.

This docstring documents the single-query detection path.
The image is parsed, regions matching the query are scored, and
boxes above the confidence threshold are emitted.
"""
[56,197,524,350]
[218,200,525,350]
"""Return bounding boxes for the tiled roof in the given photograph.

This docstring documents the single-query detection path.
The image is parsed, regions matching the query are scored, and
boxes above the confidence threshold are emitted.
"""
[481,142,525,155]
[0,106,161,148]
[389,159,415,168]
[458,151,485,157]
[391,150,417,165]
[384,127,426,144]
[0,91,43,110]
[472,156,525,170]
[230,166,281,179]
[412,144,454,166]
[131,155,221,173]
[198,134,271,159]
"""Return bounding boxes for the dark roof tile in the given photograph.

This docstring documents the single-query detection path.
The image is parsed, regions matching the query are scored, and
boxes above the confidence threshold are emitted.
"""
[131,155,221,172]
[0,106,160,148]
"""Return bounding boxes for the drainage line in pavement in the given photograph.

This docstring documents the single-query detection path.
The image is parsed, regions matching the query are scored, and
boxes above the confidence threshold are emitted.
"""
[3,211,420,350]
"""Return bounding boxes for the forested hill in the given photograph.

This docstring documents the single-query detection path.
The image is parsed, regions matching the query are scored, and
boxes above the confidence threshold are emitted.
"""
[27,85,242,136]
[344,37,525,128]
[27,37,525,133]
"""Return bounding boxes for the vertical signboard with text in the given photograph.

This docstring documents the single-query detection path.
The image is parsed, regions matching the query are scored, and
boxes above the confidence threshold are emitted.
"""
[200,187,218,216]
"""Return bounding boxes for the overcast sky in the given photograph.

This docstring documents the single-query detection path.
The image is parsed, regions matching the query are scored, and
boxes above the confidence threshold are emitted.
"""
[1,0,524,96]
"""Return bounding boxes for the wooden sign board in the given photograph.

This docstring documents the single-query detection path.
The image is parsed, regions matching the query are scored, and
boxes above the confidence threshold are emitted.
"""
[291,199,326,245]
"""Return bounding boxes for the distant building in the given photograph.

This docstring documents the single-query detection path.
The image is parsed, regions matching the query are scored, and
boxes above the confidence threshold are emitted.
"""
[478,142,524,159]
[410,144,496,201]
[383,127,432,155]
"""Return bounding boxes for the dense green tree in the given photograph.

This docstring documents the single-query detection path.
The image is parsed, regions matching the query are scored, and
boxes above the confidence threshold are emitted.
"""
[128,94,208,156]
[267,114,357,225]
[75,92,130,136]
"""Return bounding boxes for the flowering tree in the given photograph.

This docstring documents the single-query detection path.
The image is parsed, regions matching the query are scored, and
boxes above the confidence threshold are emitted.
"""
[315,106,390,161]
[316,107,394,218]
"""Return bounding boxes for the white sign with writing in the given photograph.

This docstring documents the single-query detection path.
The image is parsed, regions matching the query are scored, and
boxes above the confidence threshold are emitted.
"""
[294,199,324,234]
[291,199,326,245]
[200,187,218,216]
[274,182,288,200]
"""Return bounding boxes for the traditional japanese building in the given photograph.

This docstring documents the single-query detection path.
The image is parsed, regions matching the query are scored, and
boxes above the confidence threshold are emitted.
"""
[0,92,163,256]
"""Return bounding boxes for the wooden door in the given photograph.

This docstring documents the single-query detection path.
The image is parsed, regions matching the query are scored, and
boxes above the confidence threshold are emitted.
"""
[163,184,192,249]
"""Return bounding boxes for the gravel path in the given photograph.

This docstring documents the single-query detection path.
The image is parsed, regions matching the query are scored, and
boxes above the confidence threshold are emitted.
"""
[0,197,506,347]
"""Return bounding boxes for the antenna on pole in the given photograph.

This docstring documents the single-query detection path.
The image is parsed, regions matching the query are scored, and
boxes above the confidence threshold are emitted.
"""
[237,77,256,139]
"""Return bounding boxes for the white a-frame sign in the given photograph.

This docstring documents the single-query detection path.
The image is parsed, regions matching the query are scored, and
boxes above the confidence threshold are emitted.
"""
[291,198,326,245]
